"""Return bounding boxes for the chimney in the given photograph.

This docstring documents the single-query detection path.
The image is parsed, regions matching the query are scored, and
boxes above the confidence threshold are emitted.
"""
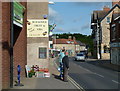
[73,37,76,41]
[112,0,120,6]
[68,36,72,39]
[103,6,110,11]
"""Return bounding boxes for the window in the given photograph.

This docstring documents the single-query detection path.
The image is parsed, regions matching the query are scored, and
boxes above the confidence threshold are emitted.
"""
[112,26,116,40]
[104,45,110,53]
[39,48,47,59]
[67,41,70,43]
[107,17,110,23]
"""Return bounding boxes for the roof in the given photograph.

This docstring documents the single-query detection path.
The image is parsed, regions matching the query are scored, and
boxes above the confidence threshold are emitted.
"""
[76,40,86,46]
[95,11,108,20]
[100,4,120,22]
[113,13,120,20]
[53,39,78,45]
[91,4,120,23]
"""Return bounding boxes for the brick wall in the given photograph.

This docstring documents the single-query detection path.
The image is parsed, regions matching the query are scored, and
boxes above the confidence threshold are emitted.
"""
[13,2,27,77]
[0,1,2,90]
[1,2,27,89]
[2,2,11,89]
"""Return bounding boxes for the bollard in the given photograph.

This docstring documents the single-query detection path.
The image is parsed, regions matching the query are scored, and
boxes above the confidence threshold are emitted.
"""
[14,65,24,86]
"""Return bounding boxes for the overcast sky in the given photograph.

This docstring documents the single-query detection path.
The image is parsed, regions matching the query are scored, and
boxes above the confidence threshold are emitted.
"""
[49,2,112,35]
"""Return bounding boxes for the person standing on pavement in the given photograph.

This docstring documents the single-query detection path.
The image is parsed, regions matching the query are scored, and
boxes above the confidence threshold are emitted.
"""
[58,49,65,79]
[62,52,69,82]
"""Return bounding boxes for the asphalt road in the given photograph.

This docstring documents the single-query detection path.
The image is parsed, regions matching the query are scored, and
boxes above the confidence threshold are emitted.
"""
[68,57,120,90]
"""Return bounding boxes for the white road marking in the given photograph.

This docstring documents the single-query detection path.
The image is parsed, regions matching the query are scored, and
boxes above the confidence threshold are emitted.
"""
[78,65,93,73]
[112,80,120,84]
[72,61,105,78]
[68,76,85,91]
[93,73,104,78]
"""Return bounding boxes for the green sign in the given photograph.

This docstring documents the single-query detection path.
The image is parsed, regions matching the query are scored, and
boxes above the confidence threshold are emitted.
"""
[13,0,25,27]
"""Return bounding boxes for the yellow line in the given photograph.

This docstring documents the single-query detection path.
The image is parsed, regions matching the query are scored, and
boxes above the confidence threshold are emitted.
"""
[68,76,85,91]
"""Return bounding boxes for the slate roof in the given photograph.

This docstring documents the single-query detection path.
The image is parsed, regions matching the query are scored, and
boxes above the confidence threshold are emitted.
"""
[53,39,78,45]
[113,13,120,20]
[76,40,86,46]
[91,10,108,23]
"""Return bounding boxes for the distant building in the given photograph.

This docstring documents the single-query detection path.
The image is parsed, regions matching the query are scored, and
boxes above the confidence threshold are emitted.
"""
[91,1,120,59]
[76,40,86,52]
[110,5,120,65]
[52,36,86,56]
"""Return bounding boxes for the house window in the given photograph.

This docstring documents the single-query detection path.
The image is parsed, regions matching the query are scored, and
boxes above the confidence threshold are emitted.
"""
[107,17,110,23]
[112,26,116,40]
[104,45,110,53]
[39,48,47,59]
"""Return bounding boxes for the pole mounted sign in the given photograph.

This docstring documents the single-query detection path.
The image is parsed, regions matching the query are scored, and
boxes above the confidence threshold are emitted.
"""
[13,0,25,27]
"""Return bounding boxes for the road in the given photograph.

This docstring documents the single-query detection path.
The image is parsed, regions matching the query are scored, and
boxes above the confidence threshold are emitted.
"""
[68,57,120,90]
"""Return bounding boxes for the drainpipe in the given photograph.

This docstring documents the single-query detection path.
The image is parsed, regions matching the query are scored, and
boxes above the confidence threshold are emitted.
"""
[10,0,14,88]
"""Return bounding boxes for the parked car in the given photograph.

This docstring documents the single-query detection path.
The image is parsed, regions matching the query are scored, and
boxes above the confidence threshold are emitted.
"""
[74,53,85,61]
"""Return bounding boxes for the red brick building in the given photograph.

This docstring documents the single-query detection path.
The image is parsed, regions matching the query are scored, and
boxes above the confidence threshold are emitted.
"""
[0,1,27,89]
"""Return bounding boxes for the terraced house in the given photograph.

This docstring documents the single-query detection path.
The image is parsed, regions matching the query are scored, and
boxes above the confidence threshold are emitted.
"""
[91,1,120,59]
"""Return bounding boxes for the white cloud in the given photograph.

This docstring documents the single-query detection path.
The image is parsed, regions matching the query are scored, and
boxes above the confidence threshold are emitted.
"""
[81,23,90,30]
[54,27,65,32]
[49,7,63,24]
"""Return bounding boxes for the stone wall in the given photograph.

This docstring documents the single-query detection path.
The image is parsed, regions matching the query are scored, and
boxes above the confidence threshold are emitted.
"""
[27,1,49,68]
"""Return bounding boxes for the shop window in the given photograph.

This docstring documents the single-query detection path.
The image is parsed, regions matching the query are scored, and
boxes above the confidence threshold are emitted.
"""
[104,45,110,53]
[39,48,47,59]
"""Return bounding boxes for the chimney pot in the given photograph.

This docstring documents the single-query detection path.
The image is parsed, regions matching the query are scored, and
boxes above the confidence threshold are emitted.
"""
[103,6,110,11]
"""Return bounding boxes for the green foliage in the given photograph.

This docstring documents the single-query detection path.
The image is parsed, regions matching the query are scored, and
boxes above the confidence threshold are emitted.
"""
[53,33,93,53]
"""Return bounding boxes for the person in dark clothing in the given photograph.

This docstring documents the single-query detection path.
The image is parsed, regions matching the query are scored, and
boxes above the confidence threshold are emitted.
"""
[62,53,69,82]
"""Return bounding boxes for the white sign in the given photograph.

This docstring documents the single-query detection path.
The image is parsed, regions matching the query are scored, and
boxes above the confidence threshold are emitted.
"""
[27,19,48,37]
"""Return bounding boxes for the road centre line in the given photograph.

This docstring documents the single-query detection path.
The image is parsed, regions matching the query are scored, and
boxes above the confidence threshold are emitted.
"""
[68,76,85,91]
[112,80,120,84]
[73,62,105,78]
[93,73,104,78]
[77,65,92,73]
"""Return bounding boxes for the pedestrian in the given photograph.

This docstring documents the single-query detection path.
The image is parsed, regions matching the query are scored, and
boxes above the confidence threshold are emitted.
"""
[58,49,65,79]
[62,52,69,82]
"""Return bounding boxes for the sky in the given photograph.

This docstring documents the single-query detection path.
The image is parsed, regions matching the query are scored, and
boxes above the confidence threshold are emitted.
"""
[49,2,112,35]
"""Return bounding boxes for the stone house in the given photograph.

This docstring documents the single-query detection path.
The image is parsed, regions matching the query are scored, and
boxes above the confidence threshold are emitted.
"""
[110,5,120,65]
[53,38,79,56]
[91,6,110,59]
[91,1,120,59]
[76,40,86,52]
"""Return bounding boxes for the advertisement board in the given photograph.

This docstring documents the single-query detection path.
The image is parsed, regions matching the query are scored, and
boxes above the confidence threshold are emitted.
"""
[27,19,48,37]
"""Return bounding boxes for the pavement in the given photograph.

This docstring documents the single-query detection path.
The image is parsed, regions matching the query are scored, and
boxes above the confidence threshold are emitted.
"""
[11,58,79,90]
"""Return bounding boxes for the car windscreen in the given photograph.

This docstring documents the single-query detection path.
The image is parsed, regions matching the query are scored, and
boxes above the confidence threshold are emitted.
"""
[77,54,83,56]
